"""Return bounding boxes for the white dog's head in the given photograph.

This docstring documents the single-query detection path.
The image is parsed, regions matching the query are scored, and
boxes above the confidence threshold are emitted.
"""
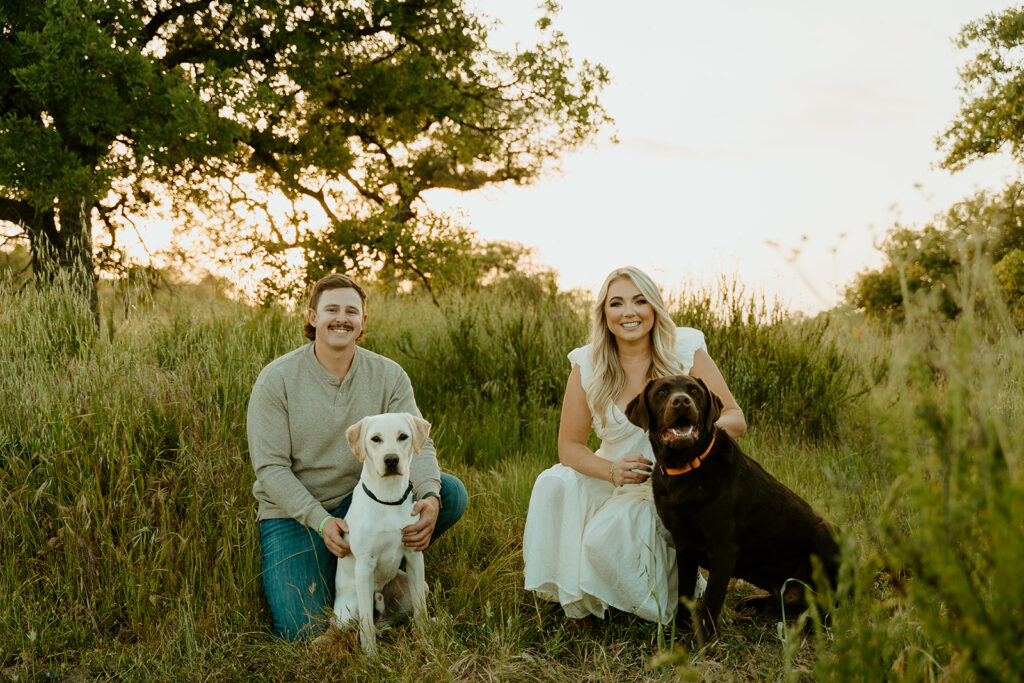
[345,412,431,478]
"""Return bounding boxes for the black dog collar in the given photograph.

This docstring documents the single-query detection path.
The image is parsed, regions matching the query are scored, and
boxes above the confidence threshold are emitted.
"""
[361,482,414,506]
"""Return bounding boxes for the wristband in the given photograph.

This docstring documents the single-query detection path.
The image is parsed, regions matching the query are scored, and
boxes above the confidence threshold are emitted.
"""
[420,491,441,509]
[317,515,332,537]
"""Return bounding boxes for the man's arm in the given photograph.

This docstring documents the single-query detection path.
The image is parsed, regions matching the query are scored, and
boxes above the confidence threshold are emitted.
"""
[247,378,333,530]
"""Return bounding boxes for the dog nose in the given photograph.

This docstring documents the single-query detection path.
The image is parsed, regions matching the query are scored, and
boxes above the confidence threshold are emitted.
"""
[670,393,693,409]
[384,454,399,469]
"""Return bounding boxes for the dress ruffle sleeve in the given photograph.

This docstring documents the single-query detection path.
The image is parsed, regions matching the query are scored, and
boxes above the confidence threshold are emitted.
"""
[567,344,594,391]
[674,327,707,373]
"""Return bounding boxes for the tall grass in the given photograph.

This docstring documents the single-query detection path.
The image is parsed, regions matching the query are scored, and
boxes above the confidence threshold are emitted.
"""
[1,277,295,658]
[2,267,1019,680]
[671,280,864,441]
[814,260,1024,681]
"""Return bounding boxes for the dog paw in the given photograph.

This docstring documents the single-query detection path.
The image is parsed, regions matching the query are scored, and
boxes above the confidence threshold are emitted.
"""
[694,573,708,600]
[311,630,337,652]
[733,592,777,613]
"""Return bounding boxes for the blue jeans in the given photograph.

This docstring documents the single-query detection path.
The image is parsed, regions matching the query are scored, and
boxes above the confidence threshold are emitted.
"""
[259,473,468,640]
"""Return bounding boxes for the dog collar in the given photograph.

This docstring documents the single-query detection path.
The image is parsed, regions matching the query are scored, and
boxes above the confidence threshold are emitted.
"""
[660,431,717,476]
[361,482,414,506]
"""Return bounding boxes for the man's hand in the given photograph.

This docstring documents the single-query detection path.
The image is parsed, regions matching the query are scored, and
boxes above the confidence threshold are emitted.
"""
[402,496,440,551]
[322,517,351,558]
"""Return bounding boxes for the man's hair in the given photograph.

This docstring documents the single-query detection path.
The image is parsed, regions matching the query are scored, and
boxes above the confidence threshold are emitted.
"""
[303,273,368,341]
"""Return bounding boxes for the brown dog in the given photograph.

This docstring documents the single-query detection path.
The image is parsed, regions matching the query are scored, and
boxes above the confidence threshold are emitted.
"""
[625,374,839,641]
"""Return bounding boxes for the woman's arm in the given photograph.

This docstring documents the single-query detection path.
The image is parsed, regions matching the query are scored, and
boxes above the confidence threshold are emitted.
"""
[558,365,651,486]
[689,348,747,439]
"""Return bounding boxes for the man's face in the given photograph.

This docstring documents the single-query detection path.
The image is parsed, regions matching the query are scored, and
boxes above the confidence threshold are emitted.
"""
[308,287,366,352]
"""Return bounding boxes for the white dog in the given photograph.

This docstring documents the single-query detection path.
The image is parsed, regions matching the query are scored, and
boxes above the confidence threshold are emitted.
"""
[332,412,432,654]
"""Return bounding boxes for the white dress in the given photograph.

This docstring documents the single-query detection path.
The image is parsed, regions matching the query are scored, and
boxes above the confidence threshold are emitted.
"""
[522,327,708,624]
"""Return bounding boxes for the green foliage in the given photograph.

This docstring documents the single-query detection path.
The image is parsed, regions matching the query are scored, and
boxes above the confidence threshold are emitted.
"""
[0,0,610,304]
[846,183,1024,324]
[361,280,587,467]
[877,312,1024,679]
[302,214,545,304]
[939,5,1024,170]
[994,247,1024,326]
[846,225,961,322]
[0,0,239,294]
[816,252,1024,681]
[366,281,585,409]
[673,281,863,441]
[853,0,1024,325]
[0,278,282,656]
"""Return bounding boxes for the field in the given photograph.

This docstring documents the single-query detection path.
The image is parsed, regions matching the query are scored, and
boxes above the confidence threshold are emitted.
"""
[1,272,1021,681]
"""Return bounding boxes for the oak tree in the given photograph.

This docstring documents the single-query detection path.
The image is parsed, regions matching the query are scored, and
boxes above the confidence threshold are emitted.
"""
[0,0,610,308]
[939,6,1024,170]
[847,6,1024,322]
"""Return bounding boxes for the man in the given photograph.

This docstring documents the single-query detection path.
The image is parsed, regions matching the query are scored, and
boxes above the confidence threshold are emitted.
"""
[247,273,468,640]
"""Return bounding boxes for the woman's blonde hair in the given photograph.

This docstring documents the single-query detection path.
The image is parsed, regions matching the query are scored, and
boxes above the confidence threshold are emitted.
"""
[587,266,681,425]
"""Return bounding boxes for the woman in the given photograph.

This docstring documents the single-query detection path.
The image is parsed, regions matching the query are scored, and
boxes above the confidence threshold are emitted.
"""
[523,266,746,623]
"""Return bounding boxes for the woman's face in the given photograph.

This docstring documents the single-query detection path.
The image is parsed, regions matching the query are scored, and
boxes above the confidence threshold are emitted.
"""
[603,277,655,344]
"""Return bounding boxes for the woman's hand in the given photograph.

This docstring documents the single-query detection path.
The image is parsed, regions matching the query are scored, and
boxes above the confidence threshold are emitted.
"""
[610,453,653,486]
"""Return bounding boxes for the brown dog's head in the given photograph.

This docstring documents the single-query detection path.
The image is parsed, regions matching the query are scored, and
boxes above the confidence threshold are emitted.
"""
[625,375,723,450]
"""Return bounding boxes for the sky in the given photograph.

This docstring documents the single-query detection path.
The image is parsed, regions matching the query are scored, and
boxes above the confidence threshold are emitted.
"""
[423,0,1021,312]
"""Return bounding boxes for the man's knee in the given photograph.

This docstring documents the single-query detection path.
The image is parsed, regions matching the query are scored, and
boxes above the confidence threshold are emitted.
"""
[432,473,468,540]
[259,518,335,640]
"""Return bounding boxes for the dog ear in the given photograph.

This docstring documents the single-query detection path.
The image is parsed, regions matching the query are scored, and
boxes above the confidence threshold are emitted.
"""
[694,377,723,433]
[406,414,432,453]
[345,418,368,462]
[625,381,652,431]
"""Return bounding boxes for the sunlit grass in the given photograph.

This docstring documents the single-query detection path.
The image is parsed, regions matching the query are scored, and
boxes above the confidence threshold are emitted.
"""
[1,270,1021,680]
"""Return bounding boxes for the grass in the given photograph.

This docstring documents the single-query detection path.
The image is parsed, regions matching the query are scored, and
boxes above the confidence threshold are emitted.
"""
[1,270,1021,681]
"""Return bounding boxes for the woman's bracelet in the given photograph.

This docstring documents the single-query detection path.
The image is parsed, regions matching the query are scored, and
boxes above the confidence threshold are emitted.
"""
[609,462,616,486]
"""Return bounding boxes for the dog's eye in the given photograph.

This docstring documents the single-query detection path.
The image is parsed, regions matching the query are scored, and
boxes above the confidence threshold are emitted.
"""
[397,433,409,441]
[370,435,383,443]
[655,388,667,397]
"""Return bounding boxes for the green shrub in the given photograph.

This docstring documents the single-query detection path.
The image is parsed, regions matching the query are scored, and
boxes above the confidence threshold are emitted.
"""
[875,327,1023,679]
[363,280,588,410]
[672,280,864,441]
[816,259,1024,681]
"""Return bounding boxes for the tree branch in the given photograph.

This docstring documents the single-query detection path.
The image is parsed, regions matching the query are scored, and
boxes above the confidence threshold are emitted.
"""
[143,0,217,43]
[0,197,37,231]
[339,169,386,206]
[400,253,440,307]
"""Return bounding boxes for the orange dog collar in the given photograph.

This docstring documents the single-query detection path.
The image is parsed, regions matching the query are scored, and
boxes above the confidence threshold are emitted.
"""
[660,432,717,476]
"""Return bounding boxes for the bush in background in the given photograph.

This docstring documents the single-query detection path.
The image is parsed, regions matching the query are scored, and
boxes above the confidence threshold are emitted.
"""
[816,257,1024,681]
[672,280,864,441]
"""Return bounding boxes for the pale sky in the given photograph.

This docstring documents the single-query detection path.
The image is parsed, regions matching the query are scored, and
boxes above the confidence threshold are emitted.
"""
[426,0,1021,312]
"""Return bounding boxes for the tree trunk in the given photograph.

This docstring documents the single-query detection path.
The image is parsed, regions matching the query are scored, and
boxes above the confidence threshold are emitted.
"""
[34,195,98,319]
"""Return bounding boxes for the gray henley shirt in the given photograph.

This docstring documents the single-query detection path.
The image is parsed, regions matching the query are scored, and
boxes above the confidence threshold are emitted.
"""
[247,342,442,530]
